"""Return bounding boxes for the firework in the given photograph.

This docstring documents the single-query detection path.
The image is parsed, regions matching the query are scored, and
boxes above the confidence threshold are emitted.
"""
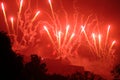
[1,0,41,53]
[47,0,116,59]
[10,17,15,34]
[1,2,10,33]
[90,25,116,59]
[0,0,116,60]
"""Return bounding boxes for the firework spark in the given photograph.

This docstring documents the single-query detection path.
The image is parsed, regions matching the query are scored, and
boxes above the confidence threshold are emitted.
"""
[18,0,23,15]
[31,11,40,23]
[1,2,10,33]
[10,17,15,34]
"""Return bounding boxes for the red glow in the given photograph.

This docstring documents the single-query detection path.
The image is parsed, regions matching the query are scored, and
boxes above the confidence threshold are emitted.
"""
[0,0,119,78]
[0,0,117,60]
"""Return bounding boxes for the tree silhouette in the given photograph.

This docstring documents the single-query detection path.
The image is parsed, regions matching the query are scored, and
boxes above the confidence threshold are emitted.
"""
[16,54,24,80]
[0,31,24,80]
[24,54,47,80]
[50,74,68,80]
[111,64,120,80]
[0,31,106,80]
[69,71,85,80]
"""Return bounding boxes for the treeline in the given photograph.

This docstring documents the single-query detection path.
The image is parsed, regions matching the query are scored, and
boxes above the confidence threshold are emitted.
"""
[0,31,118,80]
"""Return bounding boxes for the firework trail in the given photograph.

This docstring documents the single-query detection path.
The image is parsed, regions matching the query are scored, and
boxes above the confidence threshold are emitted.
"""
[90,25,116,59]
[1,0,41,53]
[42,0,116,59]
[1,2,10,33]
[0,0,116,60]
